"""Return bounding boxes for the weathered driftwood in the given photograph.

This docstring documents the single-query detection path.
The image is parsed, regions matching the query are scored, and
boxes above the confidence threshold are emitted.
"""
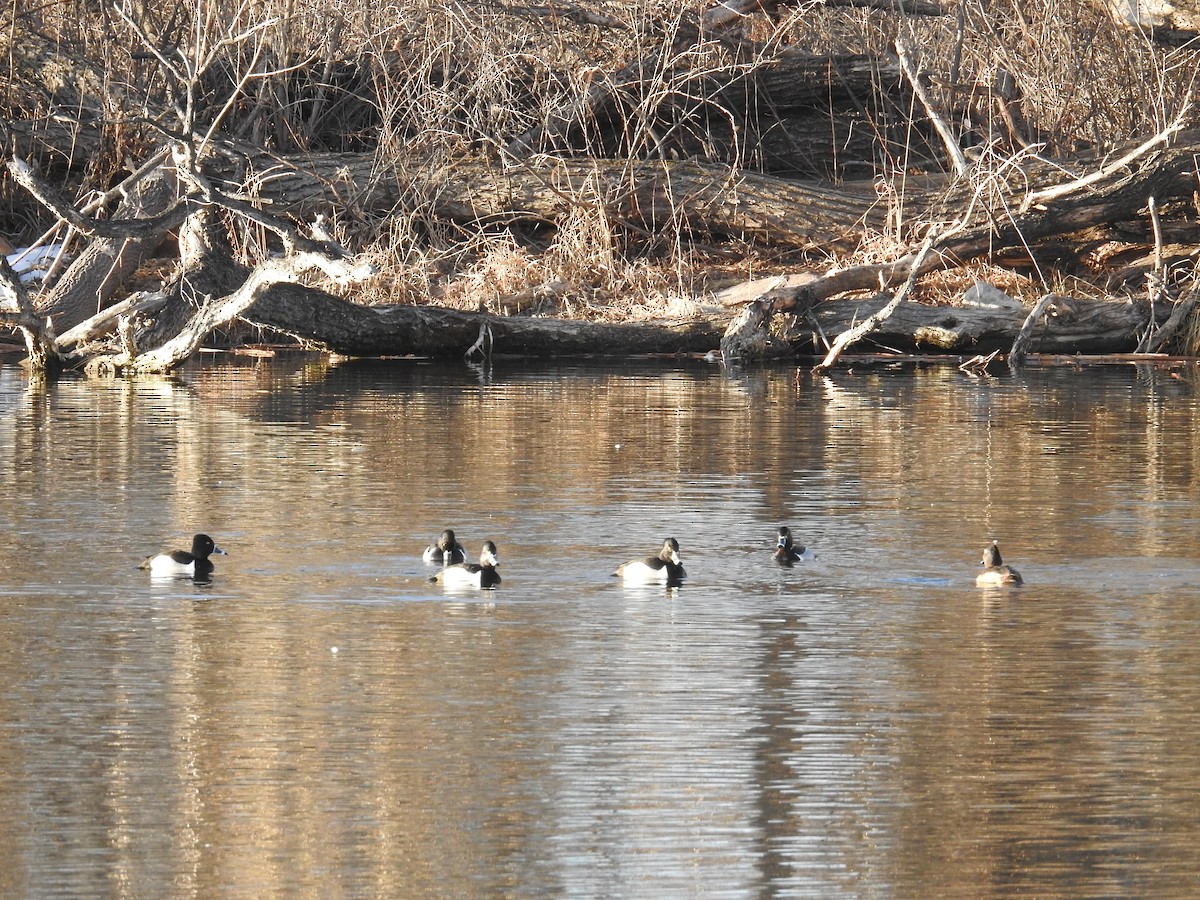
[242,287,724,358]
[231,277,1171,361]
[36,263,1179,364]
[802,293,1171,356]
[0,257,61,372]
[1008,293,1058,368]
[80,212,376,374]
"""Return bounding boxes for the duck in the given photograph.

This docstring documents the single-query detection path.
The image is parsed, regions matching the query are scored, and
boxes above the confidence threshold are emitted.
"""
[423,529,467,565]
[430,541,501,588]
[615,537,686,584]
[976,540,1023,586]
[140,533,226,577]
[773,526,810,566]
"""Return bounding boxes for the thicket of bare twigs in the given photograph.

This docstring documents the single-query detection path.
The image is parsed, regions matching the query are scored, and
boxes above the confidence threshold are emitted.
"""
[3,0,1199,331]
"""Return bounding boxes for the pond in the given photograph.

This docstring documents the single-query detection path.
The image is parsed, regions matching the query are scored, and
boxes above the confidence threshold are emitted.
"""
[1,352,1199,898]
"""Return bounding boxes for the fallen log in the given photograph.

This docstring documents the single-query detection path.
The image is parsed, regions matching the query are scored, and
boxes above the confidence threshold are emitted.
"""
[237,281,1170,361]
[802,294,1172,356]
[243,287,725,358]
[229,151,886,248]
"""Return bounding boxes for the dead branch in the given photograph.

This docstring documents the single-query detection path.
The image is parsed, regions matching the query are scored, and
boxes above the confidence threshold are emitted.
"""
[85,222,375,375]
[6,158,190,240]
[812,230,939,372]
[0,257,62,372]
[1142,282,1200,353]
[896,38,968,175]
[1007,292,1057,369]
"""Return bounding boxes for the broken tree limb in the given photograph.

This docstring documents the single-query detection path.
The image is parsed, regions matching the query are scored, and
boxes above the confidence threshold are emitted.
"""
[0,257,62,372]
[896,38,968,175]
[84,224,376,375]
[812,231,940,371]
[1141,284,1200,353]
[6,157,189,241]
[719,298,793,361]
[55,290,171,354]
[1008,292,1058,369]
[35,167,187,332]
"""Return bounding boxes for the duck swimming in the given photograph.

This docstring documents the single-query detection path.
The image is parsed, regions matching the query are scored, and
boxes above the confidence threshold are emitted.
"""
[773,526,810,566]
[615,537,686,585]
[423,529,467,565]
[976,540,1023,586]
[430,540,501,588]
[140,533,226,577]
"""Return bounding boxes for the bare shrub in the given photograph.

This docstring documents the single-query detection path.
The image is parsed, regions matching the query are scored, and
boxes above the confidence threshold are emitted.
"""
[4,0,1199,318]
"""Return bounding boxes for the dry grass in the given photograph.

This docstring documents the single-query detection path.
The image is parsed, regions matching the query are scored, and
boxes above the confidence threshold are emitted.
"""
[3,0,1199,321]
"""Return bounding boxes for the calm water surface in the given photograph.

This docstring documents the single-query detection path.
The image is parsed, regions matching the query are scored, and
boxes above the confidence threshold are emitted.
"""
[1,354,1200,898]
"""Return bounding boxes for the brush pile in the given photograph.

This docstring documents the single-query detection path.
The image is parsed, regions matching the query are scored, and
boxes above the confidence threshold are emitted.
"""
[2,1,1200,372]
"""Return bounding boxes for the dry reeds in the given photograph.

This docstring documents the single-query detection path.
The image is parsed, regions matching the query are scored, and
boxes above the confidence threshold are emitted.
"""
[3,0,1199,315]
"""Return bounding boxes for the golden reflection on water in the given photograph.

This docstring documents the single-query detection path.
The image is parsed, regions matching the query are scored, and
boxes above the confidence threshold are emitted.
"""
[0,356,1199,897]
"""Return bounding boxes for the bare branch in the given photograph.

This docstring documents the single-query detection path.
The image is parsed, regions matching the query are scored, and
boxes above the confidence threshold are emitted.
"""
[7,157,190,240]
[1022,119,1184,209]
[896,37,969,176]
[812,229,940,372]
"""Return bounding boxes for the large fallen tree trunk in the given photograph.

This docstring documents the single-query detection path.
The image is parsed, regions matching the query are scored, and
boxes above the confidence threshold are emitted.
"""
[243,286,725,358]
[231,151,888,247]
[228,281,1166,360]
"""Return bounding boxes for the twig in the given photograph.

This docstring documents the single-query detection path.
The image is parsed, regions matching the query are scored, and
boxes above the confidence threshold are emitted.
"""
[1022,119,1184,209]
[465,322,494,360]
[959,349,999,377]
[896,38,968,176]
[1138,195,1167,351]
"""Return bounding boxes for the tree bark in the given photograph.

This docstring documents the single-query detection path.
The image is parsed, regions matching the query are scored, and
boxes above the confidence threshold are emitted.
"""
[36,168,185,332]
[228,150,887,247]
[243,287,725,358]
[802,293,1170,356]
[227,281,1172,360]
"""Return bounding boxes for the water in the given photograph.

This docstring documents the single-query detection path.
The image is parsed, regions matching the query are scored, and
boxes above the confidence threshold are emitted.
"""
[1,353,1199,897]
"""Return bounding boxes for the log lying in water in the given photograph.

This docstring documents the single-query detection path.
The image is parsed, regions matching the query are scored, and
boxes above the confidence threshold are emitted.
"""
[233,281,1169,361]
[244,285,725,358]
[800,294,1170,356]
